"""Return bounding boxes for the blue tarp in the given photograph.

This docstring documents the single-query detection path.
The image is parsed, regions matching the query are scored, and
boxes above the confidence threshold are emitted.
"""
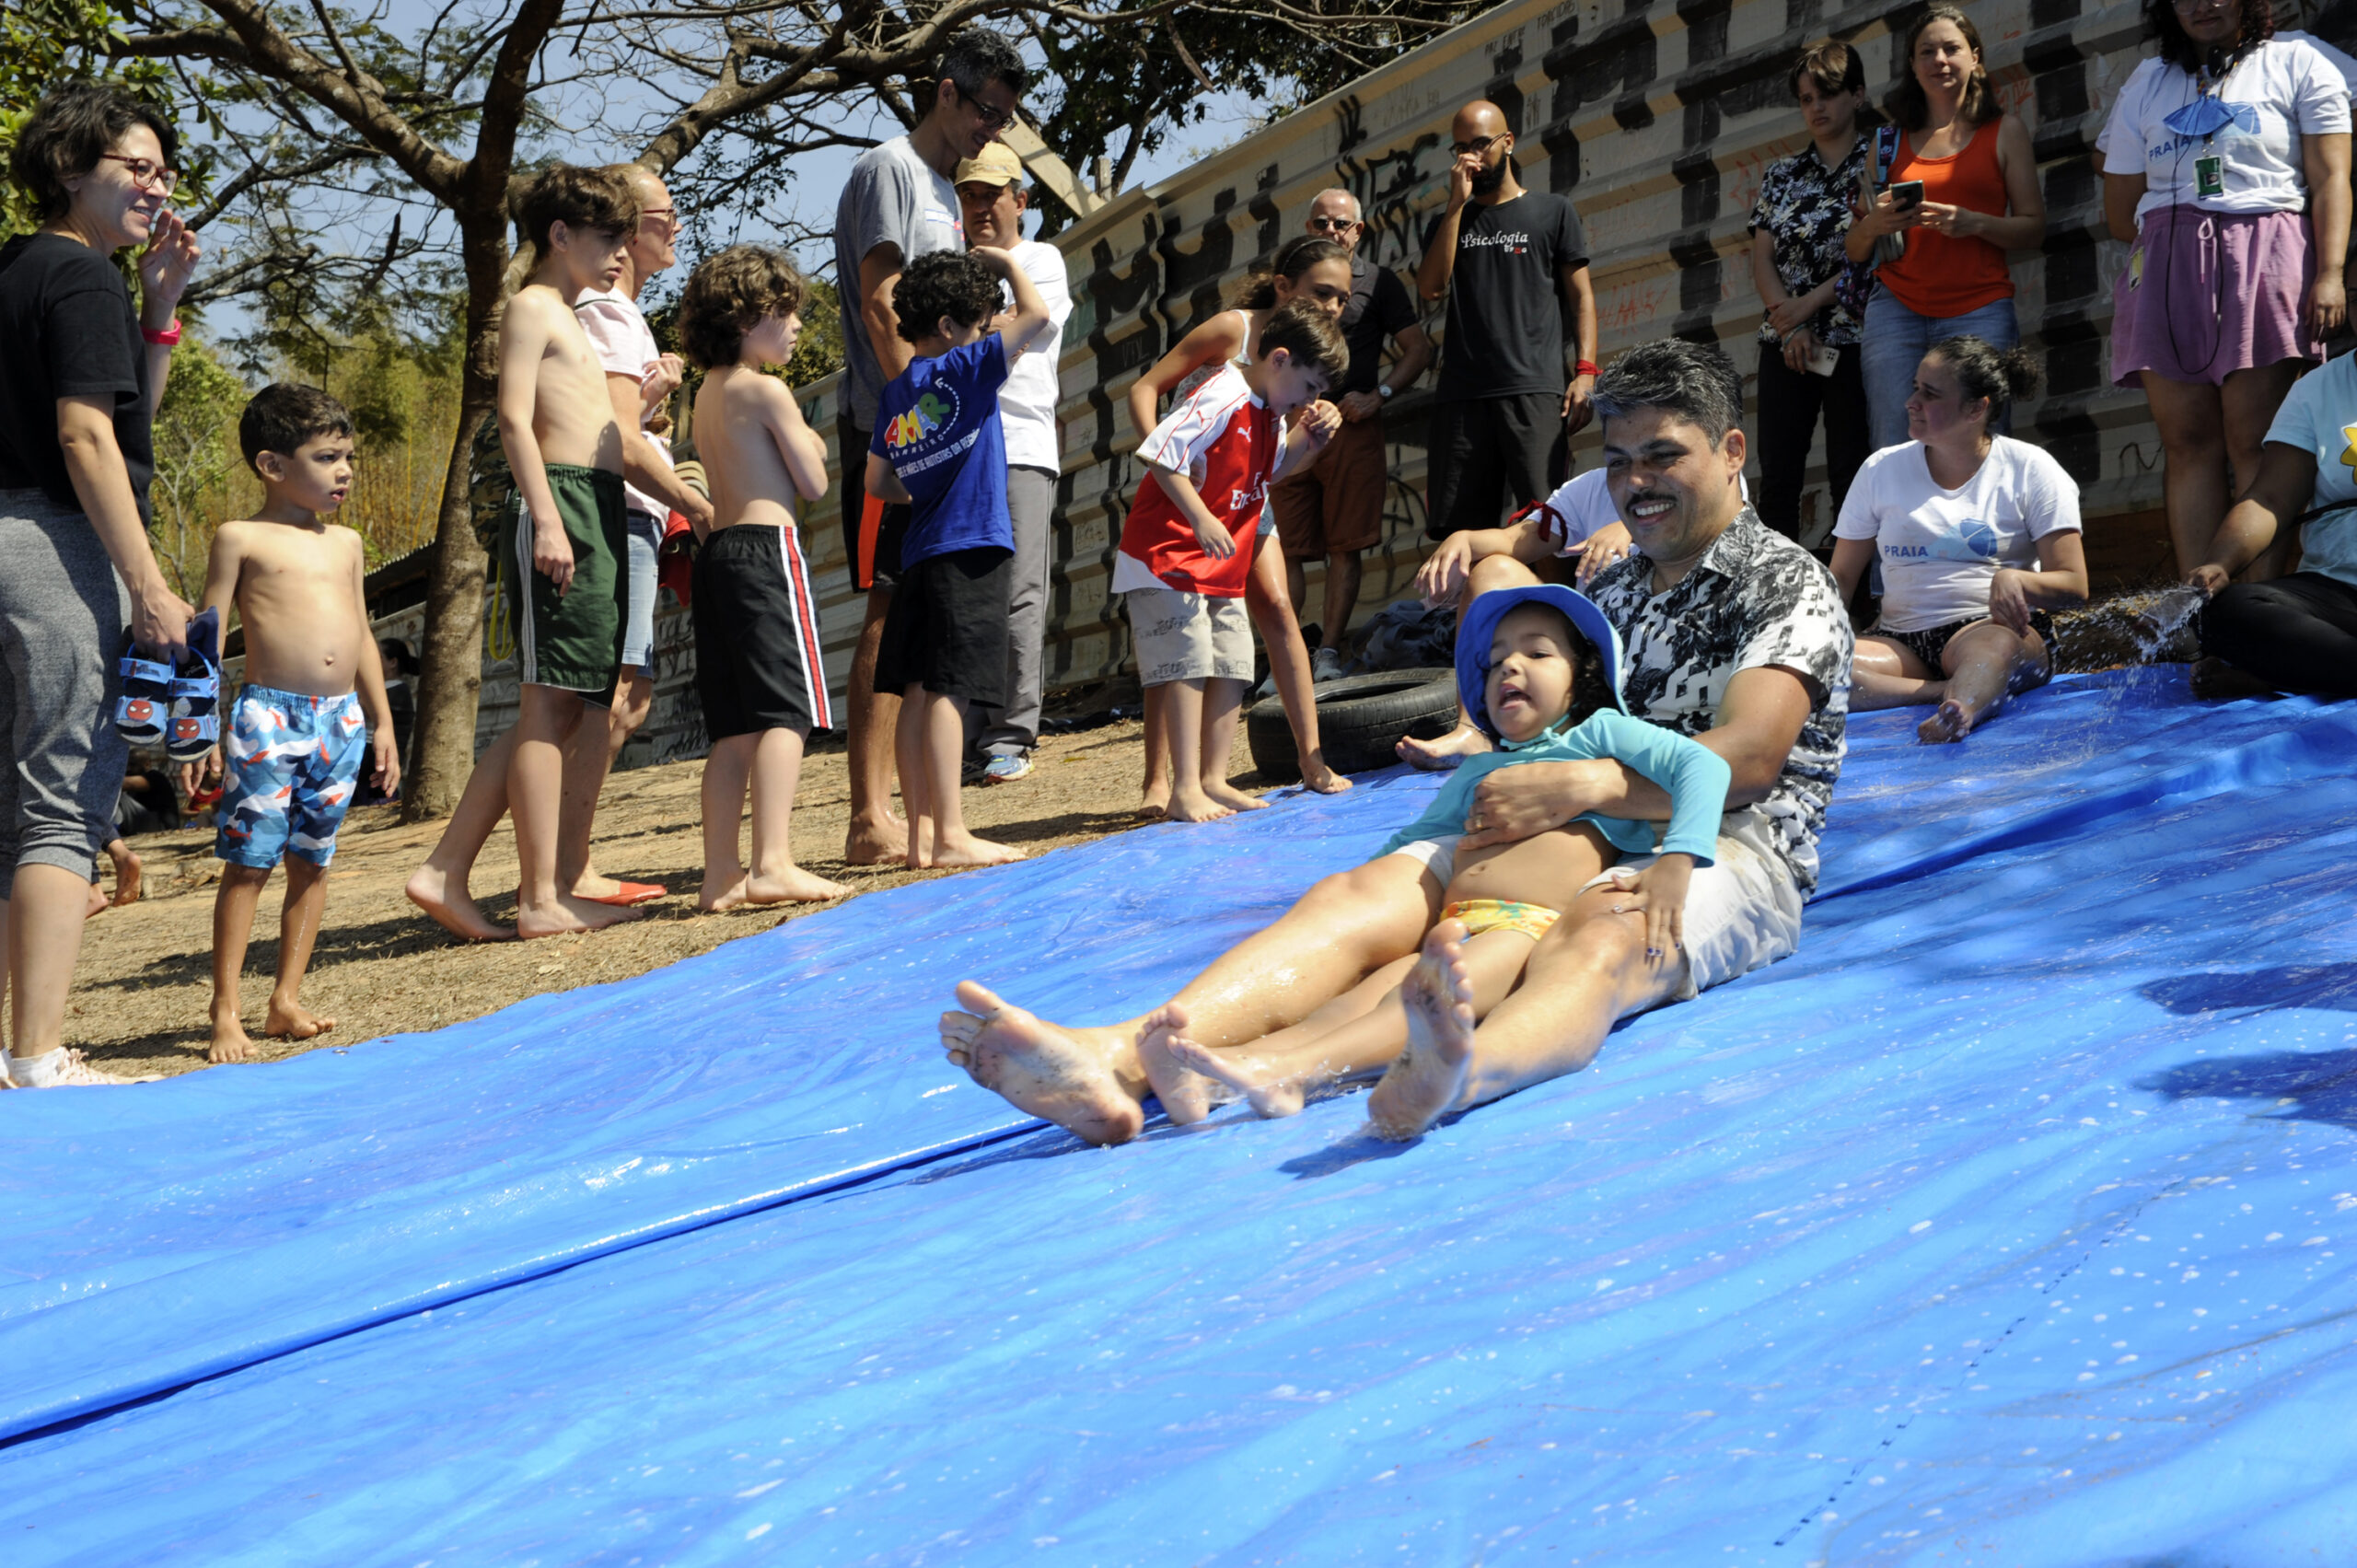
[5,670,2356,1564]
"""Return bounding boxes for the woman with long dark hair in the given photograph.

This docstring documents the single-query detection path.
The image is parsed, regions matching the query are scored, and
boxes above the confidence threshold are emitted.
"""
[0,84,199,1087]
[1845,6,2048,452]
[2100,0,2350,578]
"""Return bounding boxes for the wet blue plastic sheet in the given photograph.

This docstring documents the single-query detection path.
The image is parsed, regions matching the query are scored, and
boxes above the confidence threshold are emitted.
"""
[6,672,2357,1564]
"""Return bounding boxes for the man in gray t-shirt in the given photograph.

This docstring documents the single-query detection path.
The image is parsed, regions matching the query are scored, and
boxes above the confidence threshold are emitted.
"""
[830,27,1028,866]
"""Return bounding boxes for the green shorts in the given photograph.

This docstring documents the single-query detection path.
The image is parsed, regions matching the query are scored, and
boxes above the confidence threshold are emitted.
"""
[500,463,626,703]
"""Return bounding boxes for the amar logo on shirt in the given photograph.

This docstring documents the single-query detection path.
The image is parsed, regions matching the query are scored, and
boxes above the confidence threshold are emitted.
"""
[884,387,963,452]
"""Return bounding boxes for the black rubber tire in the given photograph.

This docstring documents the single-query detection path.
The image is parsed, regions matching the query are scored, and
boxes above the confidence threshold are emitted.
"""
[1245,668,1459,782]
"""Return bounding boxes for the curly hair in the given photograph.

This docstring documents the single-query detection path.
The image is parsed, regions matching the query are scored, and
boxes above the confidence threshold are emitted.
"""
[9,84,179,225]
[891,250,1000,345]
[1233,235,1352,309]
[2146,0,2273,72]
[678,245,807,370]
[1885,6,2002,132]
[238,383,355,472]
[1255,298,1349,384]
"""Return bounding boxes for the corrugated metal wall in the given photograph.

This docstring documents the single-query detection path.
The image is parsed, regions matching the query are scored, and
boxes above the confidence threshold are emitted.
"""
[471,0,2354,764]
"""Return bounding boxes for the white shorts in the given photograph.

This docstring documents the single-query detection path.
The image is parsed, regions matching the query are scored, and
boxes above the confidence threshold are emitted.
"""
[1127,585,1253,686]
[1386,814,1805,1002]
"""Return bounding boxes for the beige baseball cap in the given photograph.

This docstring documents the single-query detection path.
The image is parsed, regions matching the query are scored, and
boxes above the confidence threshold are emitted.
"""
[953,141,1027,188]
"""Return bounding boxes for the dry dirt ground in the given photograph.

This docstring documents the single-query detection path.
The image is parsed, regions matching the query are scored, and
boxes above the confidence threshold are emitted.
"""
[64,718,1198,1080]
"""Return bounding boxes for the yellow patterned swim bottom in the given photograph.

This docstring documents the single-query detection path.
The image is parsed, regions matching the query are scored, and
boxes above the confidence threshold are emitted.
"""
[1439,898,1562,942]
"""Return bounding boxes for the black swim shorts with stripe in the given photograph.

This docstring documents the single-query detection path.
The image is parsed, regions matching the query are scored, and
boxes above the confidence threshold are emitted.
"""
[691,522,835,739]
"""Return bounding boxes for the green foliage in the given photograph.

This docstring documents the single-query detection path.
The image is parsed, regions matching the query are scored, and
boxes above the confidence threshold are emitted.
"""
[0,0,189,240]
[785,275,844,389]
[147,334,250,599]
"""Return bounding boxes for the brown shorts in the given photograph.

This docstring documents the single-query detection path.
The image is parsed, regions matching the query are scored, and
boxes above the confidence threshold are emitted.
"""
[1271,416,1387,560]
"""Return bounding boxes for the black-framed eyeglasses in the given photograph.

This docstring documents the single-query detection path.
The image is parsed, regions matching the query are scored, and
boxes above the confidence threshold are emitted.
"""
[1306,215,1359,232]
[951,80,1017,133]
[1449,134,1503,157]
[99,154,179,196]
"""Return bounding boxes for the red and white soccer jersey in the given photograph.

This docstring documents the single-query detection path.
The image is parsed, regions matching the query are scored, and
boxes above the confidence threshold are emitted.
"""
[1113,363,1285,598]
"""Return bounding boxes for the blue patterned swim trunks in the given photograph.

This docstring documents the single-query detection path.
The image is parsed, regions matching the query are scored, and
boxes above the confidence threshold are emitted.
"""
[216,685,367,869]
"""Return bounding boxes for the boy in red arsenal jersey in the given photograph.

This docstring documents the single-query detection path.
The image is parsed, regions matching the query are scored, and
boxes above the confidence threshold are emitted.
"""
[1113,301,1347,821]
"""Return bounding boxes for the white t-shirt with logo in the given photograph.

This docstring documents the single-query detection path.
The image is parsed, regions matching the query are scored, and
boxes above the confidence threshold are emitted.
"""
[575,286,672,521]
[2100,38,2351,219]
[2259,348,2357,588]
[1834,437,2083,632]
[997,238,1071,475]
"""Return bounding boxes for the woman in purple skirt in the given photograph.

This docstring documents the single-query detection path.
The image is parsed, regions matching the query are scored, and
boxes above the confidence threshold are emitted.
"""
[2100,0,2351,578]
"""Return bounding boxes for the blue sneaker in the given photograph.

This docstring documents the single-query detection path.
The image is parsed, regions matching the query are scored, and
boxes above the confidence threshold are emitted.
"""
[983,751,1034,784]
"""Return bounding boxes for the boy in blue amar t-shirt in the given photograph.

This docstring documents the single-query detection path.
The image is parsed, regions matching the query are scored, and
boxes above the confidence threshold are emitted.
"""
[866,247,1052,870]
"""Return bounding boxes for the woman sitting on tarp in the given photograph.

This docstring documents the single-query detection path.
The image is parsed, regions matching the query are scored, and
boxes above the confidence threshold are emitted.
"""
[2184,339,2357,696]
[1829,336,2088,744]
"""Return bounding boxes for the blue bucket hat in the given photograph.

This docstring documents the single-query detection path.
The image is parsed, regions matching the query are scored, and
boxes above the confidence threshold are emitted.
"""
[1455,584,1630,737]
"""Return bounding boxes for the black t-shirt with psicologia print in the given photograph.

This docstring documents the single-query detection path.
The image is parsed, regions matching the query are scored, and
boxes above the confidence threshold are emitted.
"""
[0,233,154,523]
[1422,191,1589,405]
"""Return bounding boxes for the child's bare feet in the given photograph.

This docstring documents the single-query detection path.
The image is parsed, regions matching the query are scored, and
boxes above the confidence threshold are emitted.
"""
[84,882,109,919]
[406,865,514,942]
[1164,788,1234,823]
[939,981,1145,1145]
[1164,1035,1322,1119]
[109,844,142,906]
[739,866,849,904]
[514,890,641,939]
[1917,696,1977,745]
[911,832,1024,870]
[210,1011,255,1064]
[1203,780,1270,813]
[1137,1003,1219,1124]
[265,997,336,1040]
[1301,757,1354,795]
[1397,723,1492,772]
[844,812,910,866]
[1139,780,1172,819]
[1364,920,1477,1141]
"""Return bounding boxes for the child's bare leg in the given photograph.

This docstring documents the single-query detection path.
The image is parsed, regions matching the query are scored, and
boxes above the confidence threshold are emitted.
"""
[263,857,335,1040]
[1851,637,1945,713]
[1139,683,1171,817]
[406,726,517,941]
[1158,679,1231,823]
[557,669,651,898]
[1922,622,2049,743]
[1365,921,1480,1140]
[920,692,1023,867]
[106,839,141,907]
[1170,927,1534,1117]
[741,727,849,902]
[1199,677,1267,813]
[511,687,637,938]
[896,682,935,868]
[209,864,272,1063]
[698,734,757,909]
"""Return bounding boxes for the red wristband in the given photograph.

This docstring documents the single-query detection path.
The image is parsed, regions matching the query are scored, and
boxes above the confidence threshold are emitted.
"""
[1574,359,1598,377]
[142,319,182,346]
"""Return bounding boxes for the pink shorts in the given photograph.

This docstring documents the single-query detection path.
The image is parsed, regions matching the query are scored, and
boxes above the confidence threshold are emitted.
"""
[2112,205,2323,387]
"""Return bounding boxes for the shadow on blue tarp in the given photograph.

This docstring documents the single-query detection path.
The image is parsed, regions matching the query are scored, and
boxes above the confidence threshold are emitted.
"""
[4,670,2357,1565]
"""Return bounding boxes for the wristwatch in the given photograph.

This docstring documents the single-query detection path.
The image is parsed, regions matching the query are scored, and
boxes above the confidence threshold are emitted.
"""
[1377,383,1395,401]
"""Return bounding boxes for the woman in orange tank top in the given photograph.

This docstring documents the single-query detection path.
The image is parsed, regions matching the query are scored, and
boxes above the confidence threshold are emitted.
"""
[1845,6,2049,450]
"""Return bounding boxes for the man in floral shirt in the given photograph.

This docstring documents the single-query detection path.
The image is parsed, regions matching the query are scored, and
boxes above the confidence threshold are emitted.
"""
[1747,40,1876,545]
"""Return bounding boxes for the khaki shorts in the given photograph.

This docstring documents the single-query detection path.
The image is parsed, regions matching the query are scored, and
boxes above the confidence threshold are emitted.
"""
[1386,814,1804,1002]
[1271,416,1387,558]
[1127,584,1254,687]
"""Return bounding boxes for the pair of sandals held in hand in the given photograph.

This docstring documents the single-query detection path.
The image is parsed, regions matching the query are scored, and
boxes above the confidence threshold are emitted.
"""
[116,607,221,764]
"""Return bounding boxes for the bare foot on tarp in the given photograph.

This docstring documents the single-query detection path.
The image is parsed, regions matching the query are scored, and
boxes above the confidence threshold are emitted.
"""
[1163,789,1233,824]
[405,864,514,942]
[1301,756,1354,795]
[1917,696,1978,745]
[1163,1034,1327,1120]
[1364,920,1477,1141]
[1397,724,1492,772]
[265,998,335,1040]
[1136,1003,1221,1124]
[1203,781,1270,814]
[940,981,1144,1146]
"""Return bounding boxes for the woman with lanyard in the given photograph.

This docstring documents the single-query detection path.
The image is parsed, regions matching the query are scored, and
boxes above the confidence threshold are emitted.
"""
[1845,6,2048,454]
[2100,0,2351,580]
[1829,336,2089,745]
[0,85,199,1087]
[1748,40,1875,546]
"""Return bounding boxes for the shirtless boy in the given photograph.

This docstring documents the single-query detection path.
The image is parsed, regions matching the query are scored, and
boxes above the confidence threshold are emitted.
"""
[679,245,847,909]
[1148,584,1727,1136]
[408,164,639,941]
[190,384,398,1062]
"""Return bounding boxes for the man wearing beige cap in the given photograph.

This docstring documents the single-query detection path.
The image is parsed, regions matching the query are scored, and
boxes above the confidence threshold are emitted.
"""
[955,141,1072,784]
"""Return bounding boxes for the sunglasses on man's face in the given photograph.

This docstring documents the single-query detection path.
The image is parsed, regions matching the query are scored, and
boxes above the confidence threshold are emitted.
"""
[1306,215,1359,232]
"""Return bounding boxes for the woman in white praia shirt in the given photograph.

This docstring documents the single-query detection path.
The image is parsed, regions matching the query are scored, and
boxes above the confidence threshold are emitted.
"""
[1830,336,2088,743]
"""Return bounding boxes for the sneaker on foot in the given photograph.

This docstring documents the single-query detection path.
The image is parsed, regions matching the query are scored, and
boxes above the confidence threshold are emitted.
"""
[983,751,1035,784]
[10,1048,151,1086]
[1312,646,1346,683]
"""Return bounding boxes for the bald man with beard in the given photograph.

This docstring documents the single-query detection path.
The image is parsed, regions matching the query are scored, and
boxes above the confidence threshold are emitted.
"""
[1416,99,1599,540]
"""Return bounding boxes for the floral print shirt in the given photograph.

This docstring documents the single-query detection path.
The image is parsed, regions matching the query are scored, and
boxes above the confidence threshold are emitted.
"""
[1747,139,1873,347]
